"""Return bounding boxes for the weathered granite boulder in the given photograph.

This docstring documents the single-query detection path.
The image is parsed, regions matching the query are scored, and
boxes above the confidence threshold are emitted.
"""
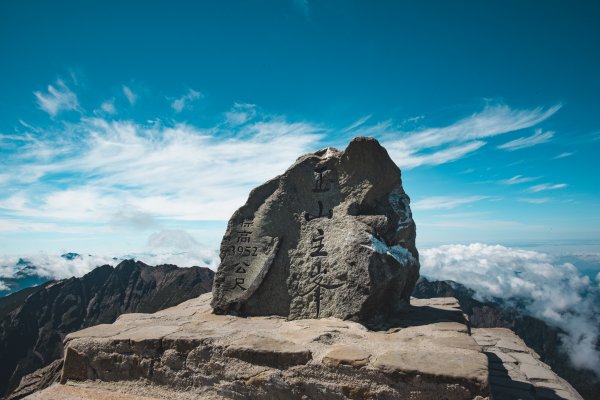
[211,137,420,323]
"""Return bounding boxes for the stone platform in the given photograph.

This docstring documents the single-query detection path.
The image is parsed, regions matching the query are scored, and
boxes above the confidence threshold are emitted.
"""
[472,328,583,400]
[25,293,582,400]
[40,294,488,399]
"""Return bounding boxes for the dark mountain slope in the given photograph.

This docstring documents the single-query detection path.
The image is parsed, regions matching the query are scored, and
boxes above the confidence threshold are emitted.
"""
[413,277,599,400]
[0,260,214,398]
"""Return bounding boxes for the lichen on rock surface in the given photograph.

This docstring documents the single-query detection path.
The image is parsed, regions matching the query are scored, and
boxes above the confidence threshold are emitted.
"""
[211,137,420,323]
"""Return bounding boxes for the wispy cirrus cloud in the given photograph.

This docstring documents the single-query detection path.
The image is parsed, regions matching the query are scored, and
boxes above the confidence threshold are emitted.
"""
[501,175,539,185]
[224,103,257,125]
[34,80,80,117]
[498,128,554,151]
[171,88,202,112]
[554,151,574,159]
[528,183,568,193]
[122,85,137,105]
[518,197,550,204]
[412,195,489,210]
[352,103,561,169]
[0,111,325,225]
[94,98,117,116]
[2,80,566,239]
[342,115,372,132]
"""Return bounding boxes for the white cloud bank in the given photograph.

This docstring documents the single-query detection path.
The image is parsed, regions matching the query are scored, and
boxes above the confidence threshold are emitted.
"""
[2,241,597,380]
[0,253,118,281]
[0,230,219,286]
[421,243,600,377]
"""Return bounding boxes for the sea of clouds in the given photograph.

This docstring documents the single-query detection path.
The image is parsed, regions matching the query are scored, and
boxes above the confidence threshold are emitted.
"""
[421,243,600,378]
[1,242,599,378]
[0,248,219,295]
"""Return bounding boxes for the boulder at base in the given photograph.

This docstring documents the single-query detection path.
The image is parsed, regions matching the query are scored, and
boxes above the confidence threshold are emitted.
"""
[211,137,420,324]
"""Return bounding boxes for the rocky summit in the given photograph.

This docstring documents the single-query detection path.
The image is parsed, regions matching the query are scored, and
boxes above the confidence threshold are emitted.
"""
[212,137,420,324]
[28,293,583,400]
[51,293,489,399]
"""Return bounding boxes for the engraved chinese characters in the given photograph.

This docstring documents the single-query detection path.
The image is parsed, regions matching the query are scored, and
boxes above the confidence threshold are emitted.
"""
[212,219,279,309]
[223,221,258,259]
[211,137,420,324]
[299,166,345,317]
[310,228,327,257]
[304,166,334,221]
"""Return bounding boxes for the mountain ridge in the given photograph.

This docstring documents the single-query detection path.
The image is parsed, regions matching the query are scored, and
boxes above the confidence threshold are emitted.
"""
[0,260,214,398]
[2,264,596,399]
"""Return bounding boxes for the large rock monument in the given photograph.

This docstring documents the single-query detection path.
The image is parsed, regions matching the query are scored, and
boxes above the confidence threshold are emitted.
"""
[211,137,420,323]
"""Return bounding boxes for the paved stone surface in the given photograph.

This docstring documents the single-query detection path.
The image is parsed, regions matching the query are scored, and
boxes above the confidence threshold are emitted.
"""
[26,383,162,399]
[211,137,420,324]
[44,293,488,399]
[373,350,487,385]
[321,345,370,367]
[520,363,559,381]
[223,335,312,369]
[472,328,583,400]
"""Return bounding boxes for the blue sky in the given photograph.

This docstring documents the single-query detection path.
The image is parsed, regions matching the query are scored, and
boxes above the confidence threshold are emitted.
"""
[1,0,599,256]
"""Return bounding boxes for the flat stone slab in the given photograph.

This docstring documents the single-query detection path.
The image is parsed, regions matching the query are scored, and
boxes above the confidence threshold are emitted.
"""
[508,352,539,366]
[495,338,528,352]
[472,328,583,400]
[520,363,559,381]
[55,293,489,399]
[321,345,370,367]
[27,383,162,400]
[223,334,312,369]
[373,350,488,385]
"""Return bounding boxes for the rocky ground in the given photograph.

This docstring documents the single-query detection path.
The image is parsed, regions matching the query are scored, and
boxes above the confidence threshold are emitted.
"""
[413,277,599,399]
[472,328,582,400]
[20,292,582,400]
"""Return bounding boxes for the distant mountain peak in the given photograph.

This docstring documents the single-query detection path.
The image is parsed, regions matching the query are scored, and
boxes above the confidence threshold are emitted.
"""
[60,253,81,261]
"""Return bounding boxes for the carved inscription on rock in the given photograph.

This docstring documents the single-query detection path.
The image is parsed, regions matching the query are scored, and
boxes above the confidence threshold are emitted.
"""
[212,220,279,309]
[296,165,345,318]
